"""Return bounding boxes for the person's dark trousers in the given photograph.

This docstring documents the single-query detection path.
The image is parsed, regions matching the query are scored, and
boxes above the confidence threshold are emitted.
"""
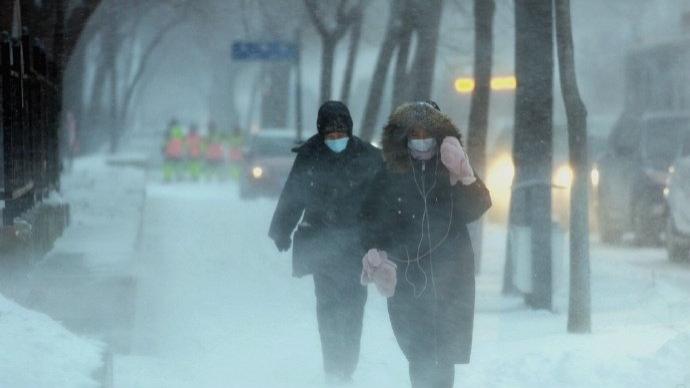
[313,269,367,380]
[409,360,455,388]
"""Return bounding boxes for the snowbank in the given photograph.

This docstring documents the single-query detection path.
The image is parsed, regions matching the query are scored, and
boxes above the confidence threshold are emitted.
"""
[0,293,104,388]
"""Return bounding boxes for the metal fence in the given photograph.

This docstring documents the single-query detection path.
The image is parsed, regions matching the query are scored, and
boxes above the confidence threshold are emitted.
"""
[1,30,60,226]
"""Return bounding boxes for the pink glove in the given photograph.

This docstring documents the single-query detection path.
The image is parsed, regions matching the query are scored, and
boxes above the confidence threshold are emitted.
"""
[440,136,476,186]
[361,249,397,297]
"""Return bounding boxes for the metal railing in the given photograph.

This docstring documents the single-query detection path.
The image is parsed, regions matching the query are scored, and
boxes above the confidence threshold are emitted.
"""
[1,30,60,226]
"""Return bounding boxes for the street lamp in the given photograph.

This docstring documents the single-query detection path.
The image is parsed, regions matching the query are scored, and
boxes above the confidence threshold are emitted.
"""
[454,76,517,94]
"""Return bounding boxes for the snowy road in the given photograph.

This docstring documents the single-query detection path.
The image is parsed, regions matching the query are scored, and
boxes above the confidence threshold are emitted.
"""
[114,181,690,388]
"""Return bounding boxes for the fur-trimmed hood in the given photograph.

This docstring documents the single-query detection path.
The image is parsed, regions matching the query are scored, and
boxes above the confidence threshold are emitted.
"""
[382,102,463,172]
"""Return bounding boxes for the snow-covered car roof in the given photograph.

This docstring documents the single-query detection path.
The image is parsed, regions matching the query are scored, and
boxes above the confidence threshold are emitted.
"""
[251,128,300,140]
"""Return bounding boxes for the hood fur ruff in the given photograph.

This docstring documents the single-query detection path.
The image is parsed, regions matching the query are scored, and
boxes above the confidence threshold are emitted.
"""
[382,102,463,172]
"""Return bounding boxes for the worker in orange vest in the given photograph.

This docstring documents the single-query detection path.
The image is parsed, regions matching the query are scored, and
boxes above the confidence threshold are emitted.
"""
[186,123,204,180]
[205,121,226,180]
[163,120,185,181]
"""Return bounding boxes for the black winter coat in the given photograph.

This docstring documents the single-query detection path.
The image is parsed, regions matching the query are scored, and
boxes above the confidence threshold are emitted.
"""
[359,102,492,365]
[269,134,382,277]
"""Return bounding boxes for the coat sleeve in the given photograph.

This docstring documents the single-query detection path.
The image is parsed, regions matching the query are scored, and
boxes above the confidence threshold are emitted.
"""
[359,167,392,251]
[453,175,492,224]
[269,153,308,242]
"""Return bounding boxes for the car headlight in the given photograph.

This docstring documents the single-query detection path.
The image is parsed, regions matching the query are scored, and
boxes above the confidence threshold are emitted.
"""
[590,166,600,187]
[554,165,574,190]
[487,154,515,192]
[252,166,264,179]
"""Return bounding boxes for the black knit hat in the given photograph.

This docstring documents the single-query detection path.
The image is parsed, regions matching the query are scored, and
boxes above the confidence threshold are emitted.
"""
[317,101,353,136]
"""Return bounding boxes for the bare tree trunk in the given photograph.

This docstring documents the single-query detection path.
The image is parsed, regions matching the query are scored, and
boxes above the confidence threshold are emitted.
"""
[467,0,494,275]
[359,33,399,140]
[320,37,336,103]
[64,0,103,65]
[304,0,366,105]
[392,26,413,108]
[556,0,591,333]
[513,0,553,310]
[119,16,180,121]
[340,10,362,104]
[359,0,404,141]
[407,0,442,100]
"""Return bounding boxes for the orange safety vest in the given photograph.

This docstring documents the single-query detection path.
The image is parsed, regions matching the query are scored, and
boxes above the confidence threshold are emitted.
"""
[186,134,202,159]
[165,138,184,159]
[206,142,225,162]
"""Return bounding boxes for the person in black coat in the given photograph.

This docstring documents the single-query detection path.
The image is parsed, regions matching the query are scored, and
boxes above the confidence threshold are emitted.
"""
[360,102,491,388]
[269,101,382,382]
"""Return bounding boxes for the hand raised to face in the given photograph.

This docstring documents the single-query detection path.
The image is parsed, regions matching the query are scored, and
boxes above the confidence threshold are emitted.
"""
[440,137,476,186]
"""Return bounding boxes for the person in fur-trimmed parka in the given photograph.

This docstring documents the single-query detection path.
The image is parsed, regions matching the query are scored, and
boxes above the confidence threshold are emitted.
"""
[360,102,491,388]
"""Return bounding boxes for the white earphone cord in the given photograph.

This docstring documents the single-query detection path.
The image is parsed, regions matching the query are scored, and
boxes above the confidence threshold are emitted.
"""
[399,155,455,298]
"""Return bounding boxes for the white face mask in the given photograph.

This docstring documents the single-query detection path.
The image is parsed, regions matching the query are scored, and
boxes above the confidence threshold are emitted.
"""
[408,138,437,153]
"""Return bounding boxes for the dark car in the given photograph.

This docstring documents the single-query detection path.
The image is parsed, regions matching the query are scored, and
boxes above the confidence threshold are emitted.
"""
[239,129,298,199]
[596,113,690,245]
[665,132,690,261]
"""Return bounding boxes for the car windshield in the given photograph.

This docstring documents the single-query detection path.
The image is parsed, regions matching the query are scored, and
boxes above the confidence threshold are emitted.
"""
[250,135,296,157]
[642,117,690,168]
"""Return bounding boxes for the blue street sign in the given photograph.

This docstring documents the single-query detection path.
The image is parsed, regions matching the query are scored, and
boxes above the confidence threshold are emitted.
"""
[232,41,298,61]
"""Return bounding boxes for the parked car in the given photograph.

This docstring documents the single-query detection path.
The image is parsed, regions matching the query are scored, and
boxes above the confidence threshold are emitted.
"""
[596,113,690,245]
[239,129,299,199]
[665,132,690,261]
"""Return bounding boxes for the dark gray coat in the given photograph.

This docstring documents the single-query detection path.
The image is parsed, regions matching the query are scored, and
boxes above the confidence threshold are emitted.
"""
[360,103,491,364]
[269,134,382,277]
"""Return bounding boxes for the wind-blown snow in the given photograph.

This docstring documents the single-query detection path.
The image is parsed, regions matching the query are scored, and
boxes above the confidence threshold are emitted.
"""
[114,176,690,387]
[12,155,689,387]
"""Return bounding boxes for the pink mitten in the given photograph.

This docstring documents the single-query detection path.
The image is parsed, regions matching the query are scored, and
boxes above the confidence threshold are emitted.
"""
[361,249,397,297]
[440,137,476,186]
[372,257,397,297]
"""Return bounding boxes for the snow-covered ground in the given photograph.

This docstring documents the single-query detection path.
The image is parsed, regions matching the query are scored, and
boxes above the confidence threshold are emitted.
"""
[114,174,690,387]
[5,155,689,387]
[0,155,146,388]
[0,284,104,388]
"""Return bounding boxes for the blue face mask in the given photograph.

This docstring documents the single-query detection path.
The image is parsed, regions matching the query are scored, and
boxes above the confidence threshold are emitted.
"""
[408,138,437,152]
[408,138,437,160]
[325,137,349,153]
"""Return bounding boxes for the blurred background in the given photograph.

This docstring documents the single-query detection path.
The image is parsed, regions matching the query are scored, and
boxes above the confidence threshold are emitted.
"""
[1,0,690,387]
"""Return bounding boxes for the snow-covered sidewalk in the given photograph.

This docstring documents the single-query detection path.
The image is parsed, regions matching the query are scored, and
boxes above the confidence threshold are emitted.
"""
[0,292,105,388]
[0,155,148,388]
[115,181,690,388]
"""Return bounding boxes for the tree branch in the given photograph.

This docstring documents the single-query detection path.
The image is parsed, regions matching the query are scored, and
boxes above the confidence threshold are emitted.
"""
[304,0,330,36]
